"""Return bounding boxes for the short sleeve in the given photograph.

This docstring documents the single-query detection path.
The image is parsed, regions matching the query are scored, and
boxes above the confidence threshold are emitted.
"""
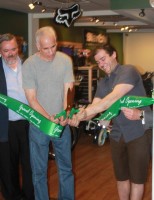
[115,65,141,86]
[95,78,109,98]
[22,58,36,89]
[63,55,74,83]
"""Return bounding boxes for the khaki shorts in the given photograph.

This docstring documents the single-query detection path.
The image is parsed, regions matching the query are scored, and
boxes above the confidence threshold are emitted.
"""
[110,130,152,184]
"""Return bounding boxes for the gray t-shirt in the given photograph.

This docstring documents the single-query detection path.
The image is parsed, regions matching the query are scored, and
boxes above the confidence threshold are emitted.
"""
[95,64,151,142]
[22,51,74,115]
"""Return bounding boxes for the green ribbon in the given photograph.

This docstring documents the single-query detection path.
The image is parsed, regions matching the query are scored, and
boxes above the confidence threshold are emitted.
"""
[0,94,64,138]
[54,107,79,119]
[95,96,154,121]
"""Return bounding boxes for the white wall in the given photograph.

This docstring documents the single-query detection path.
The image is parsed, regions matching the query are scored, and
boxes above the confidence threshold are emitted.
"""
[28,14,39,56]
[123,33,154,74]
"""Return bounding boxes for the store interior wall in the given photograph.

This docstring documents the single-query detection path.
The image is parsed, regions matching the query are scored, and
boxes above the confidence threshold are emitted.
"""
[123,33,154,74]
[0,9,28,58]
[40,18,123,65]
[0,9,153,75]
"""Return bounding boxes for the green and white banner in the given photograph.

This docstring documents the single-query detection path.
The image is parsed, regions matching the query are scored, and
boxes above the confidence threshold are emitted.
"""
[0,93,153,136]
[95,96,154,121]
[0,93,64,138]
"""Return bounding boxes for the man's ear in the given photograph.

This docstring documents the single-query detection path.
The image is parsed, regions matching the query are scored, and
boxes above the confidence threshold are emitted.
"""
[112,51,117,59]
[36,42,40,51]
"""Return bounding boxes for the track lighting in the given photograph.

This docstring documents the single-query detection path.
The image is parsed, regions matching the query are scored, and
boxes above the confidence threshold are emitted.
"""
[41,7,46,12]
[90,17,101,23]
[29,3,35,10]
[28,1,43,10]
[90,18,94,22]
[124,26,129,30]
[120,26,138,32]
[139,9,145,17]
[114,22,118,26]
[95,18,100,23]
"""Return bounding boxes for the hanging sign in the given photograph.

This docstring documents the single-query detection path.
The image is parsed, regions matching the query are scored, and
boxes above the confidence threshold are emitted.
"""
[54,3,82,27]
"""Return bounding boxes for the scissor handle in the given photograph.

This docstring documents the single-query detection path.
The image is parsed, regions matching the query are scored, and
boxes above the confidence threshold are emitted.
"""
[54,110,67,120]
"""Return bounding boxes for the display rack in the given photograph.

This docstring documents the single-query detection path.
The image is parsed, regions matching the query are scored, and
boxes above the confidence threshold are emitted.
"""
[74,65,99,103]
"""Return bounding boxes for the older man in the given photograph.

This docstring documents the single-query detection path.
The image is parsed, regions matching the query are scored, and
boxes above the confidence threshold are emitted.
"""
[0,33,34,200]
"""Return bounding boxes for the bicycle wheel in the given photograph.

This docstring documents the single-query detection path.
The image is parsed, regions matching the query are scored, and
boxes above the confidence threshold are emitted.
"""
[97,128,107,146]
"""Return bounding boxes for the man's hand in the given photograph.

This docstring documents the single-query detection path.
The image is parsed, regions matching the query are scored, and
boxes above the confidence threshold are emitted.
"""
[49,115,69,126]
[68,107,88,127]
[49,115,60,124]
[68,115,80,127]
[121,107,142,120]
[59,116,68,126]
[76,107,87,121]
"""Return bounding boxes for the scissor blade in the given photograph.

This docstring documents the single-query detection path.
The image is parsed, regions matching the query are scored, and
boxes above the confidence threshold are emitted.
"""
[66,87,75,112]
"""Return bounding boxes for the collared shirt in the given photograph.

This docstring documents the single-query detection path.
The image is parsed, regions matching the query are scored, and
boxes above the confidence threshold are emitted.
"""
[3,57,28,121]
[95,64,151,143]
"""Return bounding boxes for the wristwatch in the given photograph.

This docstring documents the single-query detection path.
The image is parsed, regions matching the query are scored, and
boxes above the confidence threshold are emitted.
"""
[140,110,145,124]
[139,110,144,119]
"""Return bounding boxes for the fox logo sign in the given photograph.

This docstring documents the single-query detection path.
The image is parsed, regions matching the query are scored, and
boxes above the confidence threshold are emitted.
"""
[54,4,82,27]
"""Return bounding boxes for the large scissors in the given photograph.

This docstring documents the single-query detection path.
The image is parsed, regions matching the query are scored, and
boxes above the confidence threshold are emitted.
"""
[54,87,79,120]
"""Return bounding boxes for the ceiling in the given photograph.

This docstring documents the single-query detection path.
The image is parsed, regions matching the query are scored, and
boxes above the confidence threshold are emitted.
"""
[1,0,154,32]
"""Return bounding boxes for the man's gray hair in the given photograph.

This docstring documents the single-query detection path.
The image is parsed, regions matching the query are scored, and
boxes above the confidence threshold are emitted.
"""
[35,26,57,44]
[0,33,16,47]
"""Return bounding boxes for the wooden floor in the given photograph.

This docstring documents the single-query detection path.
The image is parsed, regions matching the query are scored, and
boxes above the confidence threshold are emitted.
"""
[48,133,152,200]
[0,133,152,200]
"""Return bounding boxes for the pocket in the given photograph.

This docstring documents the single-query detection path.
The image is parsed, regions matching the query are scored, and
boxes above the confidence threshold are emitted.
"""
[29,124,49,145]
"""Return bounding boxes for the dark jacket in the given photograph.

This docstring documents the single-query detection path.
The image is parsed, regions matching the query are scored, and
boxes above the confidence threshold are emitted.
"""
[0,57,9,142]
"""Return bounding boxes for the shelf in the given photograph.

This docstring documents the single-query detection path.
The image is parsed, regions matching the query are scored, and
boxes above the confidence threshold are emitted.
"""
[74,65,99,103]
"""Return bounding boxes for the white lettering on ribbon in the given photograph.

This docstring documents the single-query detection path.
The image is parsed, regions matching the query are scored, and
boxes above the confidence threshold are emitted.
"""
[102,111,114,120]
[120,97,142,107]
[18,104,31,113]
[53,126,62,134]
[0,96,7,104]
[29,110,41,125]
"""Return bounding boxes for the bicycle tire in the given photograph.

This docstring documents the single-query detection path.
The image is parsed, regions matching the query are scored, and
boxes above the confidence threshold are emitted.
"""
[97,129,107,146]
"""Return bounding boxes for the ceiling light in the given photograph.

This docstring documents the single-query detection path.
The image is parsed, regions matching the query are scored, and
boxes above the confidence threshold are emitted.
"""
[41,7,46,12]
[28,1,43,10]
[90,18,94,22]
[95,18,100,23]
[124,26,129,30]
[149,0,154,7]
[29,3,35,9]
[121,27,125,31]
[114,22,118,26]
[139,9,145,17]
